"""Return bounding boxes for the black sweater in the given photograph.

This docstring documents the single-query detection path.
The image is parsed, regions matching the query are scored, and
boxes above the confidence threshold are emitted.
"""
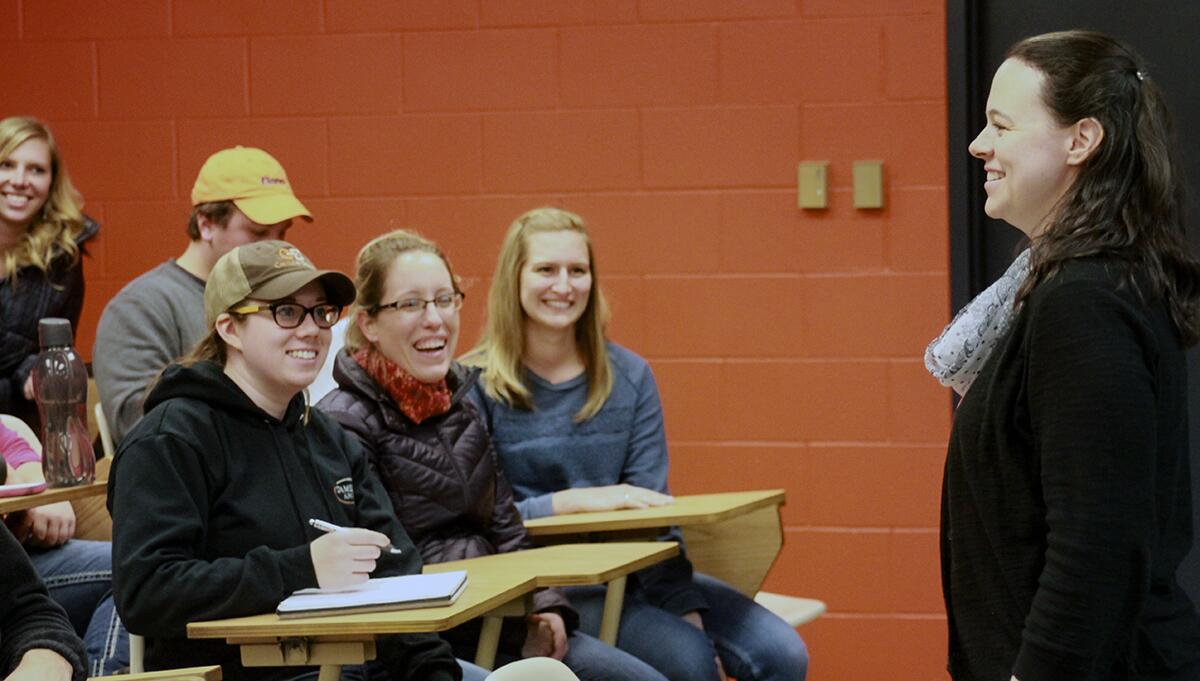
[107,361,460,681]
[942,258,1200,681]
[0,524,87,681]
[0,218,98,429]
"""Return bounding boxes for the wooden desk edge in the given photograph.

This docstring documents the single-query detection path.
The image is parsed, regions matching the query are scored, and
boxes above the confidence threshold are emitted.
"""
[532,543,680,586]
[87,665,221,681]
[0,479,108,513]
[187,577,535,640]
[524,490,785,536]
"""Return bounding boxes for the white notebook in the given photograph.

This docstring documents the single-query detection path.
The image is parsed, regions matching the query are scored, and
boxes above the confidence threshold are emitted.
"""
[277,570,468,619]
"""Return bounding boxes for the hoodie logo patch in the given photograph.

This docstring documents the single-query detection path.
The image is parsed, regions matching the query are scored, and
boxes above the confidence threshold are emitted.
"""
[333,477,355,505]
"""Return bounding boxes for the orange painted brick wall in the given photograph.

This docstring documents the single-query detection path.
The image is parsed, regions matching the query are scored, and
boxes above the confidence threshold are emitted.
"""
[2,1,952,678]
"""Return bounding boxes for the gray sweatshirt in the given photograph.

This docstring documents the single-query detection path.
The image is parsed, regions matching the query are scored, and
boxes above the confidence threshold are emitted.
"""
[92,260,206,445]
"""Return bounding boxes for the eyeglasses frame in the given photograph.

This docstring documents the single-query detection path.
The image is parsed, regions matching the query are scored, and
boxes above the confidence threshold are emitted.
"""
[371,291,465,316]
[230,301,343,329]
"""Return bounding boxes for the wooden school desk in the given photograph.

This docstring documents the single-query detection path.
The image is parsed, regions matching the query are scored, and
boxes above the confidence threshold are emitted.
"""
[1,412,113,540]
[0,478,107,515]
[426,542,679,646]
[189,570,533,681]
[523,489,786,596]
[188,542,675,678]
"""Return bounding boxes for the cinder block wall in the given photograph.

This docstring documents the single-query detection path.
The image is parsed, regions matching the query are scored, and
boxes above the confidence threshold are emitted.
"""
[2,1,952,677]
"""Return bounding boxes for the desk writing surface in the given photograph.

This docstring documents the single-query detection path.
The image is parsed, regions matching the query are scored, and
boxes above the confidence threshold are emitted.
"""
[523,489,785,537]
[0,478,107,514]
[187,572,532,641]
[425,542,679,586]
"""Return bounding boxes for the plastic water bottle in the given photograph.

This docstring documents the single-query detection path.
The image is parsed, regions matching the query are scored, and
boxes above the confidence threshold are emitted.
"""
[32,318,95,487]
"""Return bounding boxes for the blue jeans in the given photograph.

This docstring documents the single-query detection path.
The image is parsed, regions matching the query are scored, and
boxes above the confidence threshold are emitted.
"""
[560,631,668,681]
[28,539,130,676]
[565,573,809,681]
[452,630,666,681]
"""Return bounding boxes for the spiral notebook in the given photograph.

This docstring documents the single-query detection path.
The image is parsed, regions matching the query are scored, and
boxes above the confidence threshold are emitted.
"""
[276,570,468,619]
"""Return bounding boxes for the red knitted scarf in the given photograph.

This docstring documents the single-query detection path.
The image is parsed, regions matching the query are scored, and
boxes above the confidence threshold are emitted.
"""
[352,347,451,424]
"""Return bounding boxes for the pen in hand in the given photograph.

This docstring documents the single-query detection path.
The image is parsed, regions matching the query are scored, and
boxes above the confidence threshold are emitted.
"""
[308,518,403,555]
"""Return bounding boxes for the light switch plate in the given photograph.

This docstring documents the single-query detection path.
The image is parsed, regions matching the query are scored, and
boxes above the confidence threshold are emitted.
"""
[853,161,884,209]
[798,162,828,209]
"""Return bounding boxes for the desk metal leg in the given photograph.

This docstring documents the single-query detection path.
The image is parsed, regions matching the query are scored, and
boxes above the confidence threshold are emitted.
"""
[318,664,342,681]
[598,575,627,646]
[475,616,503,670]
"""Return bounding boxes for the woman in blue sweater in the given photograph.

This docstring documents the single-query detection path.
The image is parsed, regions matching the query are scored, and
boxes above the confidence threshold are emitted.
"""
[465,207,808,681]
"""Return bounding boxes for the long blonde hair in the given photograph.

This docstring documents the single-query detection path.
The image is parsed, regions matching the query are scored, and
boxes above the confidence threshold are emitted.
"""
[344,229,462,353]
[464,207,612,422]
[0,117,87,281]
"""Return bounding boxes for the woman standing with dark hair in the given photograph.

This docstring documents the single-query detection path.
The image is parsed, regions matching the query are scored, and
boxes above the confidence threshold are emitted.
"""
[936,30,1200,681]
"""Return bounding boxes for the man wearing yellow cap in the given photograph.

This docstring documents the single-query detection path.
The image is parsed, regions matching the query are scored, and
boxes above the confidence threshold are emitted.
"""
[93,146,312,445]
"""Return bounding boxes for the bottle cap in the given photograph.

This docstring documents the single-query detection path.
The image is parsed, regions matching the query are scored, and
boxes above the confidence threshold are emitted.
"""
[38,318,74,349]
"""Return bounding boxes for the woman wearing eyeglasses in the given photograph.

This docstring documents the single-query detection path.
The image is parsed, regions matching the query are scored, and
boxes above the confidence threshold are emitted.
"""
[107,240,461,681]
[463,207,808,681]
[317,230,667,681]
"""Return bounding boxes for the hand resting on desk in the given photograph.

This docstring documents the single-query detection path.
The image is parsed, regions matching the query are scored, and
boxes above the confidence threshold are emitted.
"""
[4,462,77,547]
[309,527,390,590]
[550,484,673,515]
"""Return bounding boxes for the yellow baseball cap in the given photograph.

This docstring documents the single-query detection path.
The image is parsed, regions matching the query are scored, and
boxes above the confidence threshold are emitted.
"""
[191,146,312,225]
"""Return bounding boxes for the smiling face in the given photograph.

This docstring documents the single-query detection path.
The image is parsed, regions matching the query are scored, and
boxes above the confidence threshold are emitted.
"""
[224,280,331,405]
[0,137,53,233]
[519,230,593,335]
[358,250,460,384]
[968,58,1081,237]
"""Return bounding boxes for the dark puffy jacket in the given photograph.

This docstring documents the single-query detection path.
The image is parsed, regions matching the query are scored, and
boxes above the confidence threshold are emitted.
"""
[317,352,577,640]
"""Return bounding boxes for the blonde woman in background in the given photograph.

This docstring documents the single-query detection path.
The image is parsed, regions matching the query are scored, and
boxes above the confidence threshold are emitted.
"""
[0,116,96,430]
[0,116,127,676]
[465,207,808,681]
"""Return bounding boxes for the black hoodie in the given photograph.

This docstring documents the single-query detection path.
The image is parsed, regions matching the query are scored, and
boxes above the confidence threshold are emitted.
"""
[107,360,460,681]
[0,524,88,681]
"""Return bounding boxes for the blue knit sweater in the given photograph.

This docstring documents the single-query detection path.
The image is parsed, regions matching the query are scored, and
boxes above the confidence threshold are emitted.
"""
[469,342,707,615]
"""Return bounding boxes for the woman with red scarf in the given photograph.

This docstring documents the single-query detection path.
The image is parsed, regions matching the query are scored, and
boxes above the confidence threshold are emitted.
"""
[317,230,667,681]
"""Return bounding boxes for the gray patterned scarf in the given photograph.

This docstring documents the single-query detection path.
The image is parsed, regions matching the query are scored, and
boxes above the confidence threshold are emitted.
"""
[925,248,1031,396]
